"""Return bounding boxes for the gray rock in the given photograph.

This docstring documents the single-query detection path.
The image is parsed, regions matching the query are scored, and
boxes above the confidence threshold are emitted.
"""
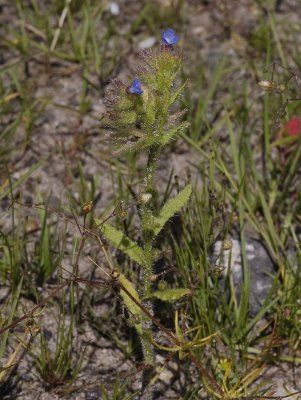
[85,388,101,400]
[212,238,276,316]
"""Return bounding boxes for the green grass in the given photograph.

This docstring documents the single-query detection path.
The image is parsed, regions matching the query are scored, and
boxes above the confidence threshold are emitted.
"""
[1,1,301,399]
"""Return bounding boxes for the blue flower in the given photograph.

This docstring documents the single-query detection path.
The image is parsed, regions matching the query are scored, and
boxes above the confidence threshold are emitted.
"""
[161,28,179,46]
[128,78,143,95]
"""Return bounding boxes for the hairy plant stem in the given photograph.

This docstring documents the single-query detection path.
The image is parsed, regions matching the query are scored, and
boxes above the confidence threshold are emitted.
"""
[140,144,161,366]
[142,144,161,293]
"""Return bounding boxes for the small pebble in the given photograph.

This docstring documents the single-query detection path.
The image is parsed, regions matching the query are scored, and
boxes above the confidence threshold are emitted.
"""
[107,2,119,16]
[138,36,156,49]
[85,388,101,400]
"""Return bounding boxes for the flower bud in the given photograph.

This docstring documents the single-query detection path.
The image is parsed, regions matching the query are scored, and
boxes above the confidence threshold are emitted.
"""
[138,193,152,205]
[82,201,93,215]
[223,239,232,251]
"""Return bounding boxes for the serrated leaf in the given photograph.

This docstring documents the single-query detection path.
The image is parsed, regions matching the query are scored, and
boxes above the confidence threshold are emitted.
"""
[151,288,190,302]
[97,221,145,266]
[153,184,192,236]
[160,121,190,146]
[170,79,188,105]
[113,136,148,155]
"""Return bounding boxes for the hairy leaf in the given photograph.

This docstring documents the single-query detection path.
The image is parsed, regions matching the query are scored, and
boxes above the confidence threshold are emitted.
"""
[153,184,192,235]
[113,136,148,156]
[98,221,145,266]
[160,121,190,146]
[150,288,190,302]
[170,79,188,105]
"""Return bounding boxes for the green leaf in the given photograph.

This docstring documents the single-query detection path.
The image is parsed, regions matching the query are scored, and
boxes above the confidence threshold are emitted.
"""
[118,272,143,334]
[160,121,190,146]
[113,136,148,156]
[150,288,190,302]
[153,184,192,236]
[97,221,145,266]
[114,133,158,155]
[170,79,188,105]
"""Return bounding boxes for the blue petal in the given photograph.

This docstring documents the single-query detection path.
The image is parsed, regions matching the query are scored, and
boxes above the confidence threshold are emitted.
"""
[161,28,179,46]
[129,79,143,95]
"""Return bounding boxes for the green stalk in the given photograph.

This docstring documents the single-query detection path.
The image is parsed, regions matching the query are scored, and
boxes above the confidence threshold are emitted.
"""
[140,144,161,365]
[142,144,161,292]
[144,145,161,196]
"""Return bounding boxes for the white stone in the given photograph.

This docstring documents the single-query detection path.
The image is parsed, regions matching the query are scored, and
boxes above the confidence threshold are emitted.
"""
[108,2,119,16]
[138,36,156,49]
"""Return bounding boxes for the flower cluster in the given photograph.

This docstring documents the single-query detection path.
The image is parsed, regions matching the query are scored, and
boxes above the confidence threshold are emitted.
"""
[105,28,188,155]
[126,29,180,98]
